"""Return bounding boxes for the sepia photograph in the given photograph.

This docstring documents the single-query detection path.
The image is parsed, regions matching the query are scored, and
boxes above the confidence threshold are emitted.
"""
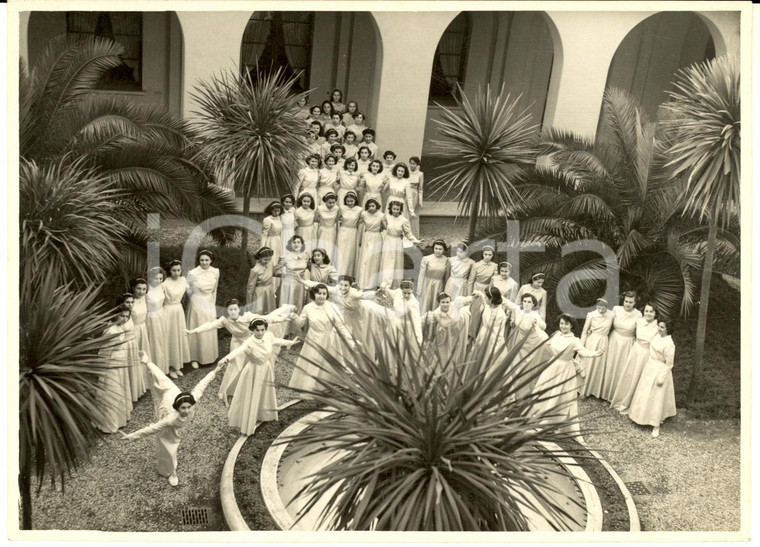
[8,0,752,542]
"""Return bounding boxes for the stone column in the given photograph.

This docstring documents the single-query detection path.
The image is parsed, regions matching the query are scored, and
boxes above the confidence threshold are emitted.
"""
[371,12,458,160]
[175,12,251,119]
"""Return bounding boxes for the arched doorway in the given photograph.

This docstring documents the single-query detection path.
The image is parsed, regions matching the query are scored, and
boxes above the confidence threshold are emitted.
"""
[422,11,555,157]
[600,12,715,128]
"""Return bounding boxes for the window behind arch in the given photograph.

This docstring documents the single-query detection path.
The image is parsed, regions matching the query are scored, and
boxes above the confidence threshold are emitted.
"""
[429,13,471,105]
[241,12,314,92]
[66,12,143,91]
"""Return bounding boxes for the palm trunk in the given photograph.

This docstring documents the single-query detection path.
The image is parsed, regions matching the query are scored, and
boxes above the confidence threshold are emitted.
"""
[240,189,251,267]
[686,216,718,405]
[467,201,478,244]
[19,449,32,529]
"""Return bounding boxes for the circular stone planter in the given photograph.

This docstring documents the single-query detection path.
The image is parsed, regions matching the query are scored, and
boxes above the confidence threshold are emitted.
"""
[259,411,639,532]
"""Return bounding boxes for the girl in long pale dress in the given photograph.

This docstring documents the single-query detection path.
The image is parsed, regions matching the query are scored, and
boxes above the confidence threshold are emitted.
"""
[471,287,508,353]
[468,245,498,337]
[288,284,354,396]
[330,89,346,114]
[118,292,146,401]
[130,279,152,393]
[316,192,340,260]
[491,262,519,303]
[298,275,376,360]
[297,155,321,196]
[422,293,472,367]
[516,273,548,321]
[220,319,302,435]
[445,243,474,299]
[294,193,318,252]
[417,239,450,314]
[380,201,423,289]
[623,320,677,438]
[96,305,134,433]
[530,314,603,440]
[337,158,361,209]
[386,163,414,221]
[372,280,423,371]
[361,159,387,210]
[261,201,284,267]
[502,293,549,398]
[603,291,642,399]
[246,247,277,314]
[342,100,359,126]
[163,260,191,379]
[579,298,615,399]
[122,352,227,486]
[318,155,339,201]
[356,199,385,290]
[343,130,359,160]
[356,146,372,176]
[277,235,311,314]
[309,248,339,285]
[335,191,362,277]
[408,156,424,236]
[187,299,295,405]
[610,304,659,411]
[186,250,220,367]
[146,267,169,374]
[280,194,297,260]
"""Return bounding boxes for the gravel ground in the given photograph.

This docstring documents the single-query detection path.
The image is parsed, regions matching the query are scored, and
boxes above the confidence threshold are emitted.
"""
[580,397,741,532]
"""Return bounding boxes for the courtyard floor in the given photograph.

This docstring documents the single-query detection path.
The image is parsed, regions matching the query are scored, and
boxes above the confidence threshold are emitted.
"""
[29,347,741,533]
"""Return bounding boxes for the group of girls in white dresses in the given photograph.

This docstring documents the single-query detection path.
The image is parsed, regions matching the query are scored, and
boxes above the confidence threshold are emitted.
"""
[573,293,677,437]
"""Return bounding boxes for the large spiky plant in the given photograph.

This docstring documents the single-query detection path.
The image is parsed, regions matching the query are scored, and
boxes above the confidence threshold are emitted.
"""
[428,84,539,243]
[661,56,740,404]
[20,35,237,281]
[281,314,591,531]
[20,157,126,285]
[191,67,311,263]
[19,269,121,529]
[474,88,739,319]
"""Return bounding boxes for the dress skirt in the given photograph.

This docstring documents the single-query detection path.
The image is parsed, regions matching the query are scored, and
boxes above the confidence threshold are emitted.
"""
[96,352,133,433]
[603,330,636,401]
[187,295,219,365]
[163,302,190,371]
[444,276,470,300]
[250,285,276,315]
[123,324,146,402]
[623,359,676,427]
[530,358,580,433]
[316,225,338,259]
[296,224,318,253]
[146,312,169,374]
[227,360,278,435]
[335,225,359,277]
[579,333,611,398]
[356,230,384,289]
[380,236,405,289]
[609,342,652,411]
[280,276,306,314]
[218,335,250,402]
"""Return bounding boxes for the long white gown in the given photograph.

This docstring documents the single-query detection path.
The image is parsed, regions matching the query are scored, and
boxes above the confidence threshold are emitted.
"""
[186,265,220,365]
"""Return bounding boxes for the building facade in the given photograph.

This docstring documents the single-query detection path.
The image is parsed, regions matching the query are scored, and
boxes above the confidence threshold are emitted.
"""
[21,9,740,173]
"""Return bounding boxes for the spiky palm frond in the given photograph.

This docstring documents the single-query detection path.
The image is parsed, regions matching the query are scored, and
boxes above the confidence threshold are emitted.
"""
[22,35,124,160]
[191,67,311,200]
[662,57,741,226]
[20,269,120,497]
[282,318,589,531]
[428,85,539,226]
[20,157,127,285]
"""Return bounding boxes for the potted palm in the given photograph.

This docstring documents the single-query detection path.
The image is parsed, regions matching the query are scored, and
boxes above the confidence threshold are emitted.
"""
[192,67,311,264]
[265,322,608,531]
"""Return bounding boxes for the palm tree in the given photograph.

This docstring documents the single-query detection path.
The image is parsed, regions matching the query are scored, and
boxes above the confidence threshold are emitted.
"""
[428,85,539,244]
[191,67,311,263]
[19,269,121,529]
[474,88,739,321]
[21,35,237,281]
[283,321,588,531]
[661,57,740,405]
[20,157,127,285]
